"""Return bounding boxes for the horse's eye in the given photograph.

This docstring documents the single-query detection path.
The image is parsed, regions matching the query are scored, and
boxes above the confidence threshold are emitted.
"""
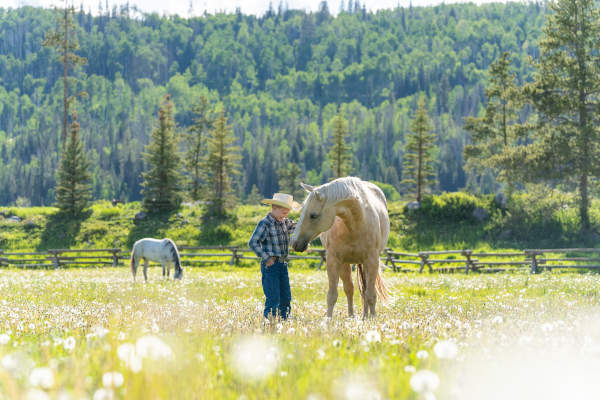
[310,213,319,219]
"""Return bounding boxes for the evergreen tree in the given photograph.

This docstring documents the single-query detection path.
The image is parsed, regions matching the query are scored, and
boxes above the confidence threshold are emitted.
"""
[402,96,437,202]
[247,184,262,204]
[463,52,526,195]
[185,95,213,201]
[277,162,304,200]
[141,95,182,211]
[504,0,600,231]
[328,108,352,178]
[43,2,87,149]
[55,114,91,214]
[202,110,241,219]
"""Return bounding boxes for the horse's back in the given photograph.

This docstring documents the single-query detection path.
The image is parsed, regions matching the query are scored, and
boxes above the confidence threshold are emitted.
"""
[133,238,173,262]
[361,180,390,250]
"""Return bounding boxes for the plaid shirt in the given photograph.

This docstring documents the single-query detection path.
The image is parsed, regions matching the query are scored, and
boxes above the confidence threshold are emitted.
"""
[248,213,296,262]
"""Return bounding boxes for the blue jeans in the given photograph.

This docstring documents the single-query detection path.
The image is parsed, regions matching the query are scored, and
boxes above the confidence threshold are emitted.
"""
[261,260,291,320]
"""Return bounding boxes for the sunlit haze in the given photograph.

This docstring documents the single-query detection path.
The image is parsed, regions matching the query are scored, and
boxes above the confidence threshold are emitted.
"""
[4,0,510,16]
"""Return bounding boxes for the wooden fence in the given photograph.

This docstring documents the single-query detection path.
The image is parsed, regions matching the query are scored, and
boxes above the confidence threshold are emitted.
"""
[2,246,600,274]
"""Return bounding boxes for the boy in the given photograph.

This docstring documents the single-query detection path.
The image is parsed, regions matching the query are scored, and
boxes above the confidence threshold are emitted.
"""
[248,193,300,321]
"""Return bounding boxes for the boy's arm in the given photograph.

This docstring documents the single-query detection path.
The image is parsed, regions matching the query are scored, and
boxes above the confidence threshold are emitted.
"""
[248,221,270,262]
[285,218,297,233]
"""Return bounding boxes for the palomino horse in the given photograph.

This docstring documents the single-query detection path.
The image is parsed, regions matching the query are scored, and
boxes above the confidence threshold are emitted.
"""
[291,177,389,318]
[130,238,183,282]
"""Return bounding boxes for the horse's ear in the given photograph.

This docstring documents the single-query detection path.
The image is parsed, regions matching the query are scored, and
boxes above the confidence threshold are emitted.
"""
[300,182,315,193]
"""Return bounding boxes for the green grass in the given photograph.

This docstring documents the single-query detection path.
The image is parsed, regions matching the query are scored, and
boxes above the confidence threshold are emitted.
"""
[0,266,599,399]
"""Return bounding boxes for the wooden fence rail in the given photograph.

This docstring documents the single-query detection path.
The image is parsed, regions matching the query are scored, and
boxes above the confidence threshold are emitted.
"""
[2,247,600,274]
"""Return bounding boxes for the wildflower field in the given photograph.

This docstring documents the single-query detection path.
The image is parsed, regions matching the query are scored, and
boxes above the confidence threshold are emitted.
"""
[1,266,600,400]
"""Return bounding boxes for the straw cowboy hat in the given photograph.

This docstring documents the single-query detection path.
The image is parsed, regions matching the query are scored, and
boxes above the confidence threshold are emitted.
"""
[262,193,301,211]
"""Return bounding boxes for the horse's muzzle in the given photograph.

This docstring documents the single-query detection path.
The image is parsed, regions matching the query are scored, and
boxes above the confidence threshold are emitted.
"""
[292,240,308,252]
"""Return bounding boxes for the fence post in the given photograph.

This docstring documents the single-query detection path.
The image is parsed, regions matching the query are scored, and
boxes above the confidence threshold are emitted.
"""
[50,250,60,269]
[462,249,473,274]
[418,253,431,273]
[230,247,238,266]
[318,249,326,270]
[112,249,120,267]
[384,248,397,272]
[529,252,538,274]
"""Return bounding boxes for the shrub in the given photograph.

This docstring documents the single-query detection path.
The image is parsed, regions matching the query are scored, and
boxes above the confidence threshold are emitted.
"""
[370,181,401,202]
[409,192,486,222]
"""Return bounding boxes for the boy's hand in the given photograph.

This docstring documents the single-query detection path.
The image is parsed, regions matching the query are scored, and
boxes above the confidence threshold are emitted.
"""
[266,257,276,267]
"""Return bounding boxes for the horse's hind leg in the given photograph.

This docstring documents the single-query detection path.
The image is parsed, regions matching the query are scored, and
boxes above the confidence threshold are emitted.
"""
[143,259,149,282]
[339,263,354,317]
[365,258,379,318]
[167,262,171,278]
[326,259,340,318]
[162,262,166,277]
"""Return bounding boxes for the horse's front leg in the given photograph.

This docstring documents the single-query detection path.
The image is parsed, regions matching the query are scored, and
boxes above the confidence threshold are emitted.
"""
[339,263,354,317]
[143,259,149,282]
[326,258,340,318]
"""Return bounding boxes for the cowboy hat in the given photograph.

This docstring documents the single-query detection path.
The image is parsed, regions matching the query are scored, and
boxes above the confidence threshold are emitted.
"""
[262,193,301,211]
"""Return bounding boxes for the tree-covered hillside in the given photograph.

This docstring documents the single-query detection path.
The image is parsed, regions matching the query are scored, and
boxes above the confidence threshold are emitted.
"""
[0,2,545,206]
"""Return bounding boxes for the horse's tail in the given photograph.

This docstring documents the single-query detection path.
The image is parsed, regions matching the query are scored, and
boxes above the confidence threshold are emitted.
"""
[130,242,138,279]
[168,239,183,279]
[356,263,388,302]
[357,264,366,299]
[376,260,389,302]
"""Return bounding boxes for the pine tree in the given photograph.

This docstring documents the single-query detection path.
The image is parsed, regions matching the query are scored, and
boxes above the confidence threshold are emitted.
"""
[55,114,91,214]
[185,95,213,201]
[247,184,262,204]
[463,52,526,195]
[328,108,352,178]
[141,95,183,211]
[43,2,87,149]
[504,0,600,231]
[277,162,304,200]
[402,96,437,202]
[202,110,241,219]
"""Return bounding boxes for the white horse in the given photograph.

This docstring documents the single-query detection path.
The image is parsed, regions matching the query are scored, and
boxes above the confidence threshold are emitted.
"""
[130,238,183,282]
[291,177,389,318]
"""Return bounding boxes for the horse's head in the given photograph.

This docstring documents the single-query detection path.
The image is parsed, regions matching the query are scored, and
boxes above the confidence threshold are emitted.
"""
[291,183,337,252]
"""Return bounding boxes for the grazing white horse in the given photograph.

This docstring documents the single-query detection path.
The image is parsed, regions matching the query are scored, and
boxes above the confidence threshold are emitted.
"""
[291,177,389,318]
[130,238,183,282]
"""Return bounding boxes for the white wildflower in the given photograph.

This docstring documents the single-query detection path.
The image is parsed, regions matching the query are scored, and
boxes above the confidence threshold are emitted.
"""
[63,337,76,351]
[0,333,10,345]
[29,367,54,389]
[102,372,124,388]
[410,370,439,394]
[26,389,50,400]
[135,335,173,361]
[228,336,280,382]
[117,343,142,373]
[93,388,114,400]
[365,330,381,343]
[416,350,429,360]
[433,340,458,360]
[404,365,416,373]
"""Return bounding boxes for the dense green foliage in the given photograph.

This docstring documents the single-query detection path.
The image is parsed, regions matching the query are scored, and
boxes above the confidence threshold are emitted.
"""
[1,189,598,252]
[0,3,545,206]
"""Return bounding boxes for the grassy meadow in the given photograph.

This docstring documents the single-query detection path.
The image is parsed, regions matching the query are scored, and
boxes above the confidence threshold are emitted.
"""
[1,265,600,399]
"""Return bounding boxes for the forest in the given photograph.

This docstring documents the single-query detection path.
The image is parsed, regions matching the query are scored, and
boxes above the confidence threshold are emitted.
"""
[0,2,546,206]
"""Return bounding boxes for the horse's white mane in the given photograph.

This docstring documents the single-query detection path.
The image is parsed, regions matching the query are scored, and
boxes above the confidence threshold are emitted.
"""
[315,176,365,203]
